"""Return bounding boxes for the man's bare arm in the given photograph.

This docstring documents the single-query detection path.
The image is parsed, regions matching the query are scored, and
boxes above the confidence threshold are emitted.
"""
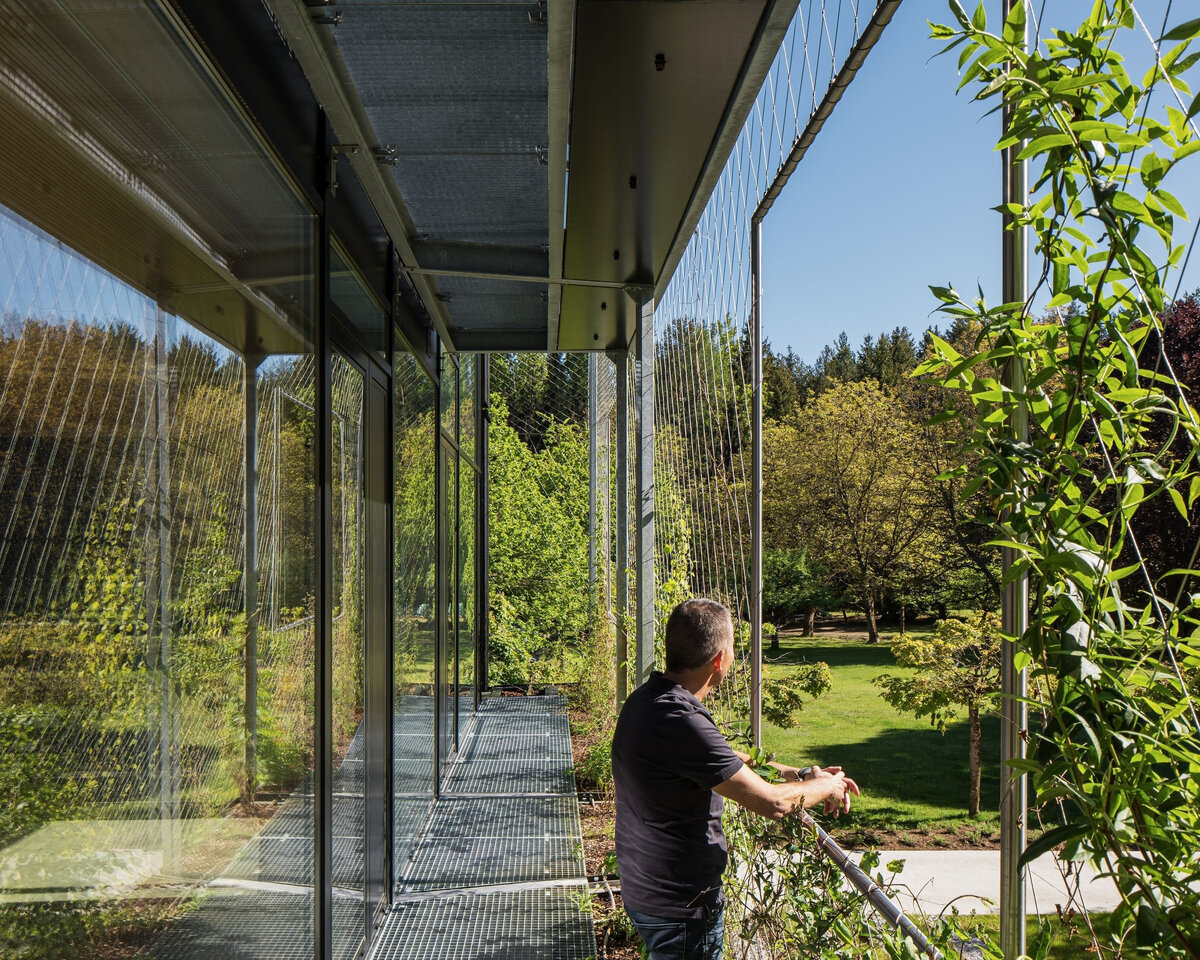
[713,765,858,821]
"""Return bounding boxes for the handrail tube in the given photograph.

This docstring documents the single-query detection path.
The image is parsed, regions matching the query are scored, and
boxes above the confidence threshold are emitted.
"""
[800,811,944,960]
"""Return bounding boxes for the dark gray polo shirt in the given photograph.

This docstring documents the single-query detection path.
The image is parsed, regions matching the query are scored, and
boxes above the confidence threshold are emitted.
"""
[611,671,744,918]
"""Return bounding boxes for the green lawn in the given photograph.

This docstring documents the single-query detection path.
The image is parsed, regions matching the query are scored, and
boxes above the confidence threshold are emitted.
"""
[760,629,1002,844]
[956,912,1122,960]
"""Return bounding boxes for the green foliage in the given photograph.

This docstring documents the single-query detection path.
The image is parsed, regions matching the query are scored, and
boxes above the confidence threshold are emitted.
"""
[874,613,1001,734]
[765,380,939,641]
[487,397,592,686]
[923,2,1200,953]
[723,755,985,959]
[763,548,842,627]
[762,661,833,729]
[0,898,187,960]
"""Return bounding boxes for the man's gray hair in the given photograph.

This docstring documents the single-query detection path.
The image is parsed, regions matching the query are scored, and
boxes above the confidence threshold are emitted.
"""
[665,598,733,672]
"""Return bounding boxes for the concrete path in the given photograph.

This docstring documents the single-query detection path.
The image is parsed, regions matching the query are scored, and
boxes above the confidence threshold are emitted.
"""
[853,850,1121,916]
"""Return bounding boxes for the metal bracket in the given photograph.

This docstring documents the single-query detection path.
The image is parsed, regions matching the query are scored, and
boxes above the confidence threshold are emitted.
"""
[373,144,398,166]
[328,143,360,196]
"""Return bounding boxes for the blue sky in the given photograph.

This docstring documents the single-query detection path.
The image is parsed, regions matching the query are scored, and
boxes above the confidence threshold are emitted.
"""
[762,0,1200,363]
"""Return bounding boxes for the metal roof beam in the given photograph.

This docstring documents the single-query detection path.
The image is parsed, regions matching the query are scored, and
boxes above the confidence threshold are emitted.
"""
[264,0,457,351]
[545,0,574,352]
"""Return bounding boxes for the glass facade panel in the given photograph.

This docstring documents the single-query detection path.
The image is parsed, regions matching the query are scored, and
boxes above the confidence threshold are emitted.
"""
[439,440,458,772]
[330,242,387,358]
[330,354,366,958]
[391,344,436,867]
[459,353,476,466]
[441,350,458,439]
[458,462,477,740]
[0,204,317,957]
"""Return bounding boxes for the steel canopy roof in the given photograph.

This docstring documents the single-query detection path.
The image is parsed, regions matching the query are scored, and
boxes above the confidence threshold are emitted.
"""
[270,0,797,354]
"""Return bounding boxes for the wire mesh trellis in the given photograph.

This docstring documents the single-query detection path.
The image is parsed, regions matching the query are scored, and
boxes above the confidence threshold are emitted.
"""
[644,1,1200,956]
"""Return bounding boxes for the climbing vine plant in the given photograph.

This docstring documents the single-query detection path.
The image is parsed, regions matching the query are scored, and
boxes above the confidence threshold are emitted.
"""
[921,2,1200,957]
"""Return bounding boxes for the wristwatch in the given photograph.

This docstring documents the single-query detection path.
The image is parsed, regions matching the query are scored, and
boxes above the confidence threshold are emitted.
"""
[795,765,815,781]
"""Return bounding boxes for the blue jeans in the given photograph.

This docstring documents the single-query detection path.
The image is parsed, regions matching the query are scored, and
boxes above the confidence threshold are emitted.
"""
[626,904,725,960]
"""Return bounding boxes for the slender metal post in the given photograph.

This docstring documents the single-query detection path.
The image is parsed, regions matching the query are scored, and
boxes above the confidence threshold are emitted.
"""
[588,352,599,605]
[634,291,656,689]
[1000,5,1030,955]
[750,217,764,749]
[614,352,629,704]
[245,355,260,801]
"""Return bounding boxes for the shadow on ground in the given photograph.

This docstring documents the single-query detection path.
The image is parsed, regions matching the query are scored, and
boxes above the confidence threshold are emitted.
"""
[764,640,900,670]
[812,719,1002,831]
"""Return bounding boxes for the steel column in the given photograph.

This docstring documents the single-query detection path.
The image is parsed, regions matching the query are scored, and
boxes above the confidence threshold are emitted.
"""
[315,117,334,960]
[245,354,260,800]
[634,292,656,689]
[478,353,490,697]
[614,352,629,704]
[750,217,764,749]
[1000,3,1030,955]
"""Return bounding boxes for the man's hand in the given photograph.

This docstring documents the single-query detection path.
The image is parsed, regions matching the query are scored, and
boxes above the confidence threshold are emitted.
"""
[814,768,859,816]
[714,764,860,820]
[805,766,859,815]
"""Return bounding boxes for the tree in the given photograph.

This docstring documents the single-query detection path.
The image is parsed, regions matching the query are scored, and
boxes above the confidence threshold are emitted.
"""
[857,327,918,386]
[762,547,841,637]
[487,398,591,685]
[874,612,1000,816]
[1127,292,1200,594]
[766,380,936,641]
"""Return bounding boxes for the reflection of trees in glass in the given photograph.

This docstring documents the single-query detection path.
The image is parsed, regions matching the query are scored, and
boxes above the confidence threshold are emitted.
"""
[331,357,364,764]
[393,355,437,695]
[458,459,476,710]
[0,318,316,841]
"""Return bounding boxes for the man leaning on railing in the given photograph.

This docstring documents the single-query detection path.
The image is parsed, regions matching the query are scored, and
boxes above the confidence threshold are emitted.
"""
[611,597,858,960]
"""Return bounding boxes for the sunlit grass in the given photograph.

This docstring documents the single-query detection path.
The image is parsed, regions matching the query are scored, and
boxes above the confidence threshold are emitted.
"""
[760,629,1001,842]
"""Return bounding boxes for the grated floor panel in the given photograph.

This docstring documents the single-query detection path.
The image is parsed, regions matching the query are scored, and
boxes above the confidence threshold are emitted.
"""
[423,796,578,839]
[148,888,314,960]
[442,759,575,795]
[400,835,583,891]
[372,887,594,960]
[147,695,589,960]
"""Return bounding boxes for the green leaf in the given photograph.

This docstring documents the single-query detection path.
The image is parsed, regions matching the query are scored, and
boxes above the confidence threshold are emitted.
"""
[1156,188,1187,217]
[1174,140,1200,162]
[1018,133,1075,159]
[1162,17,1200,43]
[971,1,986,31]
[1169,486,1188,520]
[1019,822,1089,869]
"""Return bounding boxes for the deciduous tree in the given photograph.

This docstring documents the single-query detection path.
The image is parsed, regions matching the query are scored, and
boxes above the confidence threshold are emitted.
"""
[874,612,1001,816]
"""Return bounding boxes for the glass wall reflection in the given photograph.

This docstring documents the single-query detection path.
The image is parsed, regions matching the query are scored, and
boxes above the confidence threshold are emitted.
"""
[330,356,366,958]
[391,347,436,862]
[0,205,317,958]
[458,460,477,741]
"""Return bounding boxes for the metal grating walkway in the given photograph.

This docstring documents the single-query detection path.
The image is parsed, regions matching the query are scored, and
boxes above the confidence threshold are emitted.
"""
[374,694,593,960]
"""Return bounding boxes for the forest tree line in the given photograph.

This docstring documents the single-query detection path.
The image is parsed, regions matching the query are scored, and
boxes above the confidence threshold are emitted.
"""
[762,294,1200,641]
